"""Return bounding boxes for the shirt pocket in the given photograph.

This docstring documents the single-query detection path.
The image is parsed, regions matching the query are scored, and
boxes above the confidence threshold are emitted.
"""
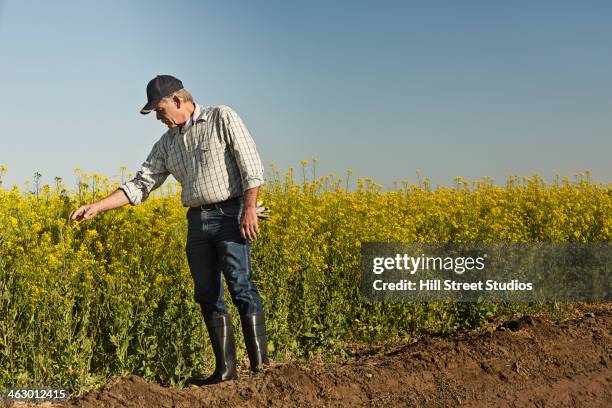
[198,136,227,166]
[195,138,211,167]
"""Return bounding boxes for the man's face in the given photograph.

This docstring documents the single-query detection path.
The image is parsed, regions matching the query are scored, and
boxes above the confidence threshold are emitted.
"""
[154,97,182,128]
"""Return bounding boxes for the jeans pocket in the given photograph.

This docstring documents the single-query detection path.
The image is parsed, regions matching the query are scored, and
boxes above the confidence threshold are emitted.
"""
[217,204,241,217]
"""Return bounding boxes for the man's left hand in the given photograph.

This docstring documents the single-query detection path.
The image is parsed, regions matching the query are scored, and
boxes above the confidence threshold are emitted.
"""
[240,207,260,241]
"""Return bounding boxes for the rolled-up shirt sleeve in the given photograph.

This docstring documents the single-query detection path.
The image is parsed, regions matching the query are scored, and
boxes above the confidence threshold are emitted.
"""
[222,107,265,191]
[119,139,170,205]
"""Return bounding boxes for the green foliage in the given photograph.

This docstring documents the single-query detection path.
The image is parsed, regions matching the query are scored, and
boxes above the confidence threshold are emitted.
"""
[0,167,609,391]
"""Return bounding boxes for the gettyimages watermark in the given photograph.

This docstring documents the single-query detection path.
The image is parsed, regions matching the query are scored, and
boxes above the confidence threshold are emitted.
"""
[360,243,611,302]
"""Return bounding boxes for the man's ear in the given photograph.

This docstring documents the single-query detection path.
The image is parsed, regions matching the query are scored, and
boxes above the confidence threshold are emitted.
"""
[173,95,181,108]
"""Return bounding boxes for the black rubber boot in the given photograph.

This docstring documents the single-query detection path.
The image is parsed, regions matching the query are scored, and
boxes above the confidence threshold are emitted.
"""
[240,312,270,372]
[191,312,238,385]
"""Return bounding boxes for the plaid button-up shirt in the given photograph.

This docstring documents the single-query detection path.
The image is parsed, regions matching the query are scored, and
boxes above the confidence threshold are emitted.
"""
[119,104,265,207]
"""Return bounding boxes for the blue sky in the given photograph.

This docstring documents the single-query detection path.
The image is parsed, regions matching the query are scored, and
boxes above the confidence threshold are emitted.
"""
[0,0,610,190]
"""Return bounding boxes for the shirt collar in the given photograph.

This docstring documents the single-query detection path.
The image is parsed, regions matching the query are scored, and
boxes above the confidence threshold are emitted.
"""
[180,116,193,134]
[179,103,207,134]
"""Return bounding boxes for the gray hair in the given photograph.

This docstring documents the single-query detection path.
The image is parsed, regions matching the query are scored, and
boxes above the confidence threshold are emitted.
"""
[162,88,194,103]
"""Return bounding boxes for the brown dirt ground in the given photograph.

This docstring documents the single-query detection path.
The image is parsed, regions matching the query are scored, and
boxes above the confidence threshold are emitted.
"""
[7,304,611,408]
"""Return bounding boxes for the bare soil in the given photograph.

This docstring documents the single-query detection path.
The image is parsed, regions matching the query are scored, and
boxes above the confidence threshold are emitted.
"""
[10,304,611,407]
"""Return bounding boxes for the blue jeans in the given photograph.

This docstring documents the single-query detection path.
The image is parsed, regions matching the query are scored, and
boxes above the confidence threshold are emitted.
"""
[185,202,264,318]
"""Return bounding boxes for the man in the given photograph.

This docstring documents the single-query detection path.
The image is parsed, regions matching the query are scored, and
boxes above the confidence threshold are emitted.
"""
[69,74,270,385]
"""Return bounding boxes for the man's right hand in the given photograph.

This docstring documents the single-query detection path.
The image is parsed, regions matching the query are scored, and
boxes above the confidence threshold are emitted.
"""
[69,203,102,222]
[68,189,131,223]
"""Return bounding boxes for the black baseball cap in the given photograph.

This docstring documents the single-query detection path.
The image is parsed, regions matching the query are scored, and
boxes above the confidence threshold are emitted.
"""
[140,75,184,114]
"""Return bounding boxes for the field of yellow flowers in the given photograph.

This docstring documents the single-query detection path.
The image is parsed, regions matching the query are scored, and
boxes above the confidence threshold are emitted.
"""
[0,162,609,391]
